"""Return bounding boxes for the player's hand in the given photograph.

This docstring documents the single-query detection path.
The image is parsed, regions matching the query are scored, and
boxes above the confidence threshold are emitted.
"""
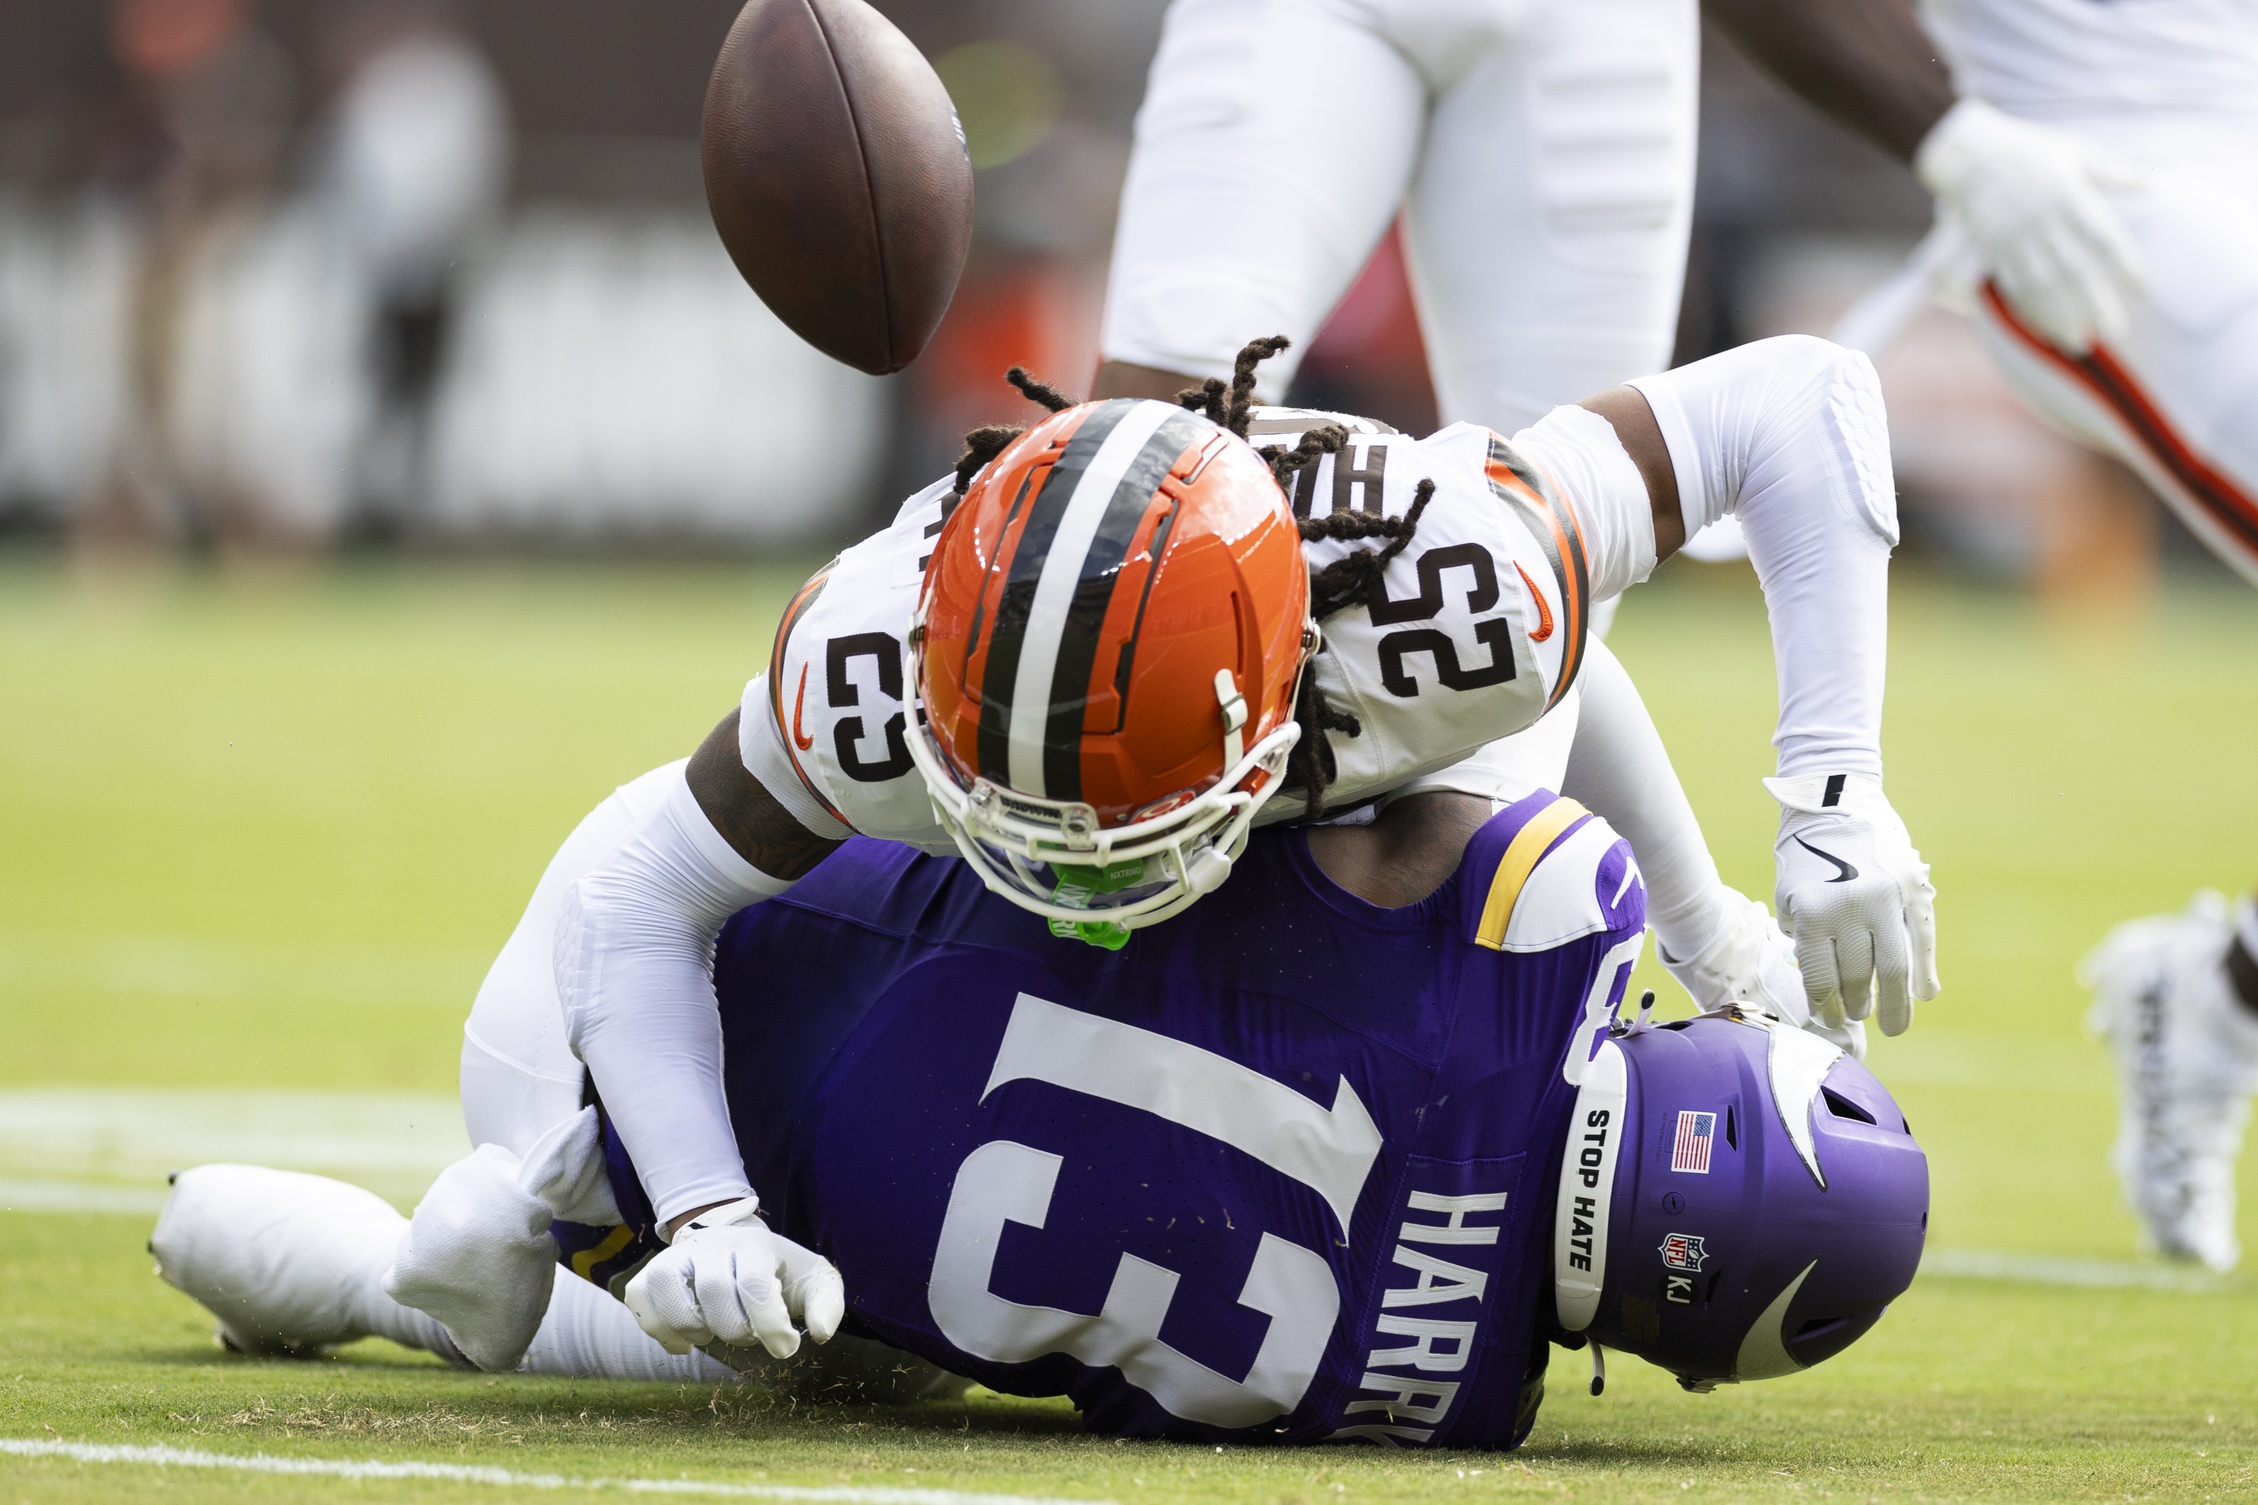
[1915,97,2144,353]
[1765,775,1939,1038]
[622,1199,844,1359]
[1658,887,1866,1059]
[1659,888,1809,1021]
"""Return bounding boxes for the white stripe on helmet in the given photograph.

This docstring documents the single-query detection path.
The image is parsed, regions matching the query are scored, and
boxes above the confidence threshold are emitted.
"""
[1005,400,1180,797]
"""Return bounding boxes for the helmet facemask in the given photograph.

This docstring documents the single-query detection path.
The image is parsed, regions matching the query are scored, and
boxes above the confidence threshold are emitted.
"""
[903,617,1311,945]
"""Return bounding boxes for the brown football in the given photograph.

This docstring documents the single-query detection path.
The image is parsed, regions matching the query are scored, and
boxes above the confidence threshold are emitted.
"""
[701,0,973,375]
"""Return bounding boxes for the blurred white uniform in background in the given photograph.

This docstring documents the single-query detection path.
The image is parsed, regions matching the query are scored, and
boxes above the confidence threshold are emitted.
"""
[325,25,512,532]
[1922,0,2258,584]
[1916,0,2258,1273]
[1101,0,1698,436]
[328,33,512,306]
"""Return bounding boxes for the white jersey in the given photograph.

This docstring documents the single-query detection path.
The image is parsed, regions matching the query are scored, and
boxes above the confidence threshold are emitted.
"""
[1921,0,2258,130]
[741,412,1603,848]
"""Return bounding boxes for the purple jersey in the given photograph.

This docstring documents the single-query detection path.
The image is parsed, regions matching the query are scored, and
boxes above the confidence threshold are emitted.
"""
[585,791,1643,1449]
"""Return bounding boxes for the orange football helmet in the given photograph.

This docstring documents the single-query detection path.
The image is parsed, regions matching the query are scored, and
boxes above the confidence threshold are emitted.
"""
[904,397,1313,940]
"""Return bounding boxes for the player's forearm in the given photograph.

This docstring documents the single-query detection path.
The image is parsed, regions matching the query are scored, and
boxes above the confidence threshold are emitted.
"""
[1628,336,1896,781]
[1704,0,1955,162]
[1560,639,1731,963]
[557,759,801,1225]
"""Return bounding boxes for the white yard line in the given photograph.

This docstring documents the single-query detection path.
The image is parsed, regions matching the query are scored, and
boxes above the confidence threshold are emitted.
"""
[0,1439,1108,1505]
[0,1178,168,1215]
[1921,1247,2246,1294]
[0,930,488,1012]
[0,1088,464,1204]
[1863,1031,2111,1096]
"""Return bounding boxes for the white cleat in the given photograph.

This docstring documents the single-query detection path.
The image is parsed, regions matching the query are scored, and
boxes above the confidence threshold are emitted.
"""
[151,1164,413,1355]
[2082,893,2258,1272]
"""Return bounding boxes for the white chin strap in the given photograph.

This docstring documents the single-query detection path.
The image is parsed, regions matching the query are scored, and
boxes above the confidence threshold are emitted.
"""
[1553,1038,1627,1333]
[1182,843,1234,897]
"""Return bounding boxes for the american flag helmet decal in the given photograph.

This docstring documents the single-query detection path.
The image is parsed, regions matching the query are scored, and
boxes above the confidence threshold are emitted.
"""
[1672,1110,1716,1174]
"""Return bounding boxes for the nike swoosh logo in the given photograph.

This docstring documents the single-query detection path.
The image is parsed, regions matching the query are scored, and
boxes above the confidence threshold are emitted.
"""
[1516,561,1554,643]
[791,664,815,752]
[1795,836,1858,883]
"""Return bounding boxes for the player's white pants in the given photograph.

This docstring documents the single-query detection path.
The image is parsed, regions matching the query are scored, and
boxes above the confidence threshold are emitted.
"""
[458,761,685,1156]
[1102,0,1699,435]
[1971,120,2258,586]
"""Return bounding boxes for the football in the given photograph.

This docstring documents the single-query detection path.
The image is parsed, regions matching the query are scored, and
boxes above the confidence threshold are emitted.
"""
[701,0,973,375]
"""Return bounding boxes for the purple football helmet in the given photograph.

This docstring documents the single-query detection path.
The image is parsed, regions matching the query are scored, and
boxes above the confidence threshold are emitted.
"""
[1552,1009,1927,1389]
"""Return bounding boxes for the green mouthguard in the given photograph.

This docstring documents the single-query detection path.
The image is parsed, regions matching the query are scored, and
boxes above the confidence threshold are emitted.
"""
[1046,857,1147,951]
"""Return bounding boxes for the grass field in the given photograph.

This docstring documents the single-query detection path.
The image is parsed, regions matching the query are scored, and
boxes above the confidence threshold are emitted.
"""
[4,549,2257,1502]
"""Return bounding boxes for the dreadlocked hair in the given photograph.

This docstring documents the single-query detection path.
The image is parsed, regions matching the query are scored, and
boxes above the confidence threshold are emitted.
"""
[1005,365,1075,413]
[1283,463,1440,815]
[948,366,1083,501]
[1226,335,1290,437]
[1169,333,1293,432]
[1176,377,1226,421]
[1300,478,1434,619]
[1256,422,1347,492]
[1283,658,1365,817]
[952,425,1024,499]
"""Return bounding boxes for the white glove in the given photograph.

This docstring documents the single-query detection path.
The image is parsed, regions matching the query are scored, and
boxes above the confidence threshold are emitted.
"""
[622,1198,844,1359]
[1658,887,1867,1061]
[1915,97,2144,354]
[1766,774,1939,1037]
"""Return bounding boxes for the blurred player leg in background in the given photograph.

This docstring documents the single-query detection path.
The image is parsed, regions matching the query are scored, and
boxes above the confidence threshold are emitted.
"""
[1096,0,1694,434]
[1968,164,2258,591]
[1402,0,1692,649]
[1913,0,2258,1266]
[1097,0,1694,652]
[1400,0,1694,435]
[1095,0,1431,402]
[2083,895,2258,1272]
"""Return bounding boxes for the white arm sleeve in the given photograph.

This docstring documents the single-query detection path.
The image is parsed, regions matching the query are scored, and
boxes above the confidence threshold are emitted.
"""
[1559,638,1736,968]
[554,762,798,1226]
[1628,335,1898,779]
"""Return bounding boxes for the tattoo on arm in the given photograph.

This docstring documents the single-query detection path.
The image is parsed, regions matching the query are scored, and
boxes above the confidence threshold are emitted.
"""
[684,709,843,881]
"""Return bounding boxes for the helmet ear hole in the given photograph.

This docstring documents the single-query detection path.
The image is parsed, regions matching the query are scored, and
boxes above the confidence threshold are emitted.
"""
[1784,1307,1887,1370]
[1821,1086,1877,1125]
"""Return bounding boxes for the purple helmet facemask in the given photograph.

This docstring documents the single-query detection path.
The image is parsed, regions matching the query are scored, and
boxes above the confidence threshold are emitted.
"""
[1553,1009,1927,1390]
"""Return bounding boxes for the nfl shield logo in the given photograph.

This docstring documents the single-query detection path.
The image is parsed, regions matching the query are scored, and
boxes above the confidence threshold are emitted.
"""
[1672,1110,1716,1173]
[1659,1231,1709,1271]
